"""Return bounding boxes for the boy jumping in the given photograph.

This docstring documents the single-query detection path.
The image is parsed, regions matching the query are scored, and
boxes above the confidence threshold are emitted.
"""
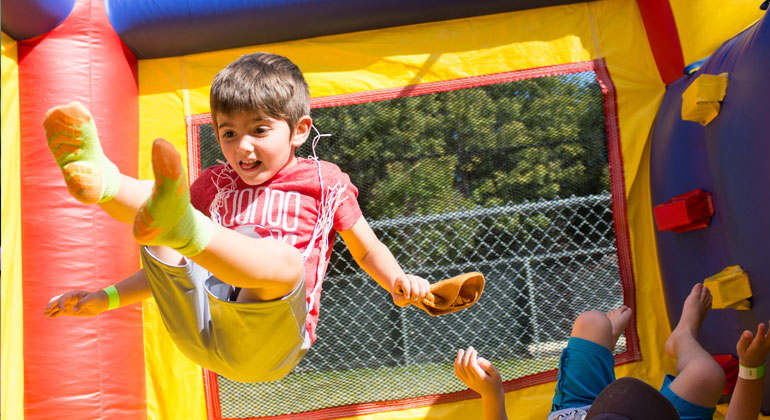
[43,52,480,382]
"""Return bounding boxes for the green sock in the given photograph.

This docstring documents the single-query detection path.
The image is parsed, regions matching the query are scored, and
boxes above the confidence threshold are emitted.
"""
[134,138,213,257]
[42,101,120,204]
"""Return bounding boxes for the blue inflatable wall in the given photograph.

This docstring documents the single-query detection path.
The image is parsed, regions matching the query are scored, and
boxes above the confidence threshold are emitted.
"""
[650,8,770,406]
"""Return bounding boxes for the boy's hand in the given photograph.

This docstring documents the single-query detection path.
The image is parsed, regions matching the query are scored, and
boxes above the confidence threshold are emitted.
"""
[44,290,108,318]
[392,274,430,307]
[736,321,770,368]
[454,346,504,398]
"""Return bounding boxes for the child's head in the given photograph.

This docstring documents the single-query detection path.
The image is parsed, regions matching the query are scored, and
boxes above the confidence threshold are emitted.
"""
[210,52,310,133]
[210,53,313,185]
[586,377,679,419]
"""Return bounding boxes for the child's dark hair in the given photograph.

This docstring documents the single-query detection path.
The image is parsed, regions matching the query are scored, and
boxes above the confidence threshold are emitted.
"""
[210,52,310,133]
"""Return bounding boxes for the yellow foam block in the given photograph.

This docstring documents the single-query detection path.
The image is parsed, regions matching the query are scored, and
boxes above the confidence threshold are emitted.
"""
[704,265,752,309]
[681,72,729,126]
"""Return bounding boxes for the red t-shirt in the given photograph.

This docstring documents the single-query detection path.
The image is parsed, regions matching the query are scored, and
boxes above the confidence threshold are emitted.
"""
[190,158,362,343]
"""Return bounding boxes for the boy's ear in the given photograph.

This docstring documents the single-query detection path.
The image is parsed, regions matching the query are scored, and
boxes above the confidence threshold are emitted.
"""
[291,115,313,147]
[211,117,221,143]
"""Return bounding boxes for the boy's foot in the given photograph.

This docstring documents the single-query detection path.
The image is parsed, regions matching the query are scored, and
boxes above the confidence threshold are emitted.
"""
[665,283,712,358]
[607,305,633,345]
[133,138,213,256]
[42,101,120,204]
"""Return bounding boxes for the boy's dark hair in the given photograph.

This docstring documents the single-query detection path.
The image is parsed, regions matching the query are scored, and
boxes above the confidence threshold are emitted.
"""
[210,52,310,133]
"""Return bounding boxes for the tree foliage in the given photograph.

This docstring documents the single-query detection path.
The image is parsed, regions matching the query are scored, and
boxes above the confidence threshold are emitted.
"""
[302,71,609,220]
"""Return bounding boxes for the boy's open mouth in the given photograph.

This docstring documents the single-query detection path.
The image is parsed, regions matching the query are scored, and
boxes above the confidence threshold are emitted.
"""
[240,159,261,170]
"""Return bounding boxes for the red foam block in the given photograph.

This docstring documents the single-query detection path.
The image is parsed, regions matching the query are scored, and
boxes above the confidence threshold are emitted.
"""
[654,188,714,233]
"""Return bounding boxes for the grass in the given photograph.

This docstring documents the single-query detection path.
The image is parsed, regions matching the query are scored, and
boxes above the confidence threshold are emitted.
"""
[218,354,561,418]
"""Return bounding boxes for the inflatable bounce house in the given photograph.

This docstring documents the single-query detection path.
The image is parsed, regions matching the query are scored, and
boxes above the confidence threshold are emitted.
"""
[2,0,768,419]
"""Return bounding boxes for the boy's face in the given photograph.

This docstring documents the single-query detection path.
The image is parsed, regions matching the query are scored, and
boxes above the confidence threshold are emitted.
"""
[215,111,310,185]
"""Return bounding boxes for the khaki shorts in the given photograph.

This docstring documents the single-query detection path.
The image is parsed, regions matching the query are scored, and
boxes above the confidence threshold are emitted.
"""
[141,246,310,382]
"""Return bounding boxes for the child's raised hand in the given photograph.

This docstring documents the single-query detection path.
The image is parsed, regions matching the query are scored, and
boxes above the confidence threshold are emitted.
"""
[454,346,503,398]
[736,321,770,368]
[44,290,108,318]
[392,274,430,307]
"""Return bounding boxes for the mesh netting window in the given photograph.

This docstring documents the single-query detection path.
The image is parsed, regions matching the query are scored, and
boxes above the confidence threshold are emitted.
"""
[187,60,637,419]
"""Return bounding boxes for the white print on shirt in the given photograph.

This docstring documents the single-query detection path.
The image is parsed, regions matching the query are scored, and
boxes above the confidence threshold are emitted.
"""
[219,186,304,246]
[547,406,589,420]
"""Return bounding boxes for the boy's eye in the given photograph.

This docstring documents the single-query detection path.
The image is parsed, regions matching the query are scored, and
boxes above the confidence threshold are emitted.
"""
[254,126,269,135]
[221,130,235,138]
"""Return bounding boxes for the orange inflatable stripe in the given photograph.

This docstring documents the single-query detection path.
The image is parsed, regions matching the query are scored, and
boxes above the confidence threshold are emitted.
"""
[16,0,145,419]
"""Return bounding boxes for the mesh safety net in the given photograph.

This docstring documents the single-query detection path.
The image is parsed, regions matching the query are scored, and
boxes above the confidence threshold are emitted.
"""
[188,63,636,418]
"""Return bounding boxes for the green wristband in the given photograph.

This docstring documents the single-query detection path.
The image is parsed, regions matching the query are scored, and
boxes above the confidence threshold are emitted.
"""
[103,285,120,310]
[739,363,766,380]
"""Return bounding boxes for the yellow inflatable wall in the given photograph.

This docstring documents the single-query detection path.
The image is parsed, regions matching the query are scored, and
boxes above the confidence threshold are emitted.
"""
[134,1,763,419]
[1,30,24,420]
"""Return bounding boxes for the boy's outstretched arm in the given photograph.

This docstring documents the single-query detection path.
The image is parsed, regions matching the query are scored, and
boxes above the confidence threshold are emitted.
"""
[726,321,770,420]
[339,216,429,307]
[454,346,508,420]
[44,269,152,318]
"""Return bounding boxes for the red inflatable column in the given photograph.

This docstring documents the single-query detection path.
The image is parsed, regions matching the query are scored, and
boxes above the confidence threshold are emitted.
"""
[636,0,685,84]
[17,0,145,419]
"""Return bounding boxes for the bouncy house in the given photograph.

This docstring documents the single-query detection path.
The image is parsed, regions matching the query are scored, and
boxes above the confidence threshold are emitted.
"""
[1,0,768,419]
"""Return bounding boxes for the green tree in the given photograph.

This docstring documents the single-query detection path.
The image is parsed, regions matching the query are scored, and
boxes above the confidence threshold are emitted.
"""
[304,72,608,218]
[299,71,612,272]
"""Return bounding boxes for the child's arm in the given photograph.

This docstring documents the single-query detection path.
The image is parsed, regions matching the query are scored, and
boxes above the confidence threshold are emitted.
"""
[339,216,430,307]
[726,321,770,420]
[454,346,508,420]
[44,269,152,317]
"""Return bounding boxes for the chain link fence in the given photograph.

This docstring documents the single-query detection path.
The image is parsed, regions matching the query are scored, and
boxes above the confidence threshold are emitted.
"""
[193,69,628,418]
[217,193,623,417]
